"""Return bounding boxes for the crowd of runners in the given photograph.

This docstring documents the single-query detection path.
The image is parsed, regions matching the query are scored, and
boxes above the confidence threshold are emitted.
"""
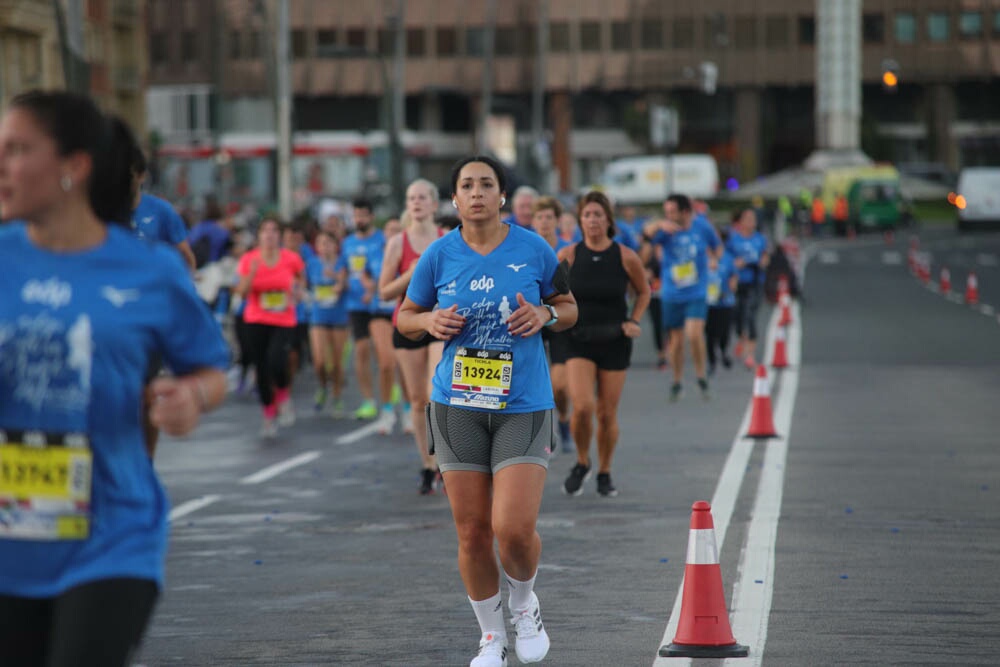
[0,90,781,667]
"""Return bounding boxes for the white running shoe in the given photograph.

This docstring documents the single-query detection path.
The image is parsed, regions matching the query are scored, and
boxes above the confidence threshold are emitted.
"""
[375,409,397,435]
[402,408,414,434]
[511,592,549,663]
[260,417,277,439]
[470,631,508,667]
[278,399,296,427]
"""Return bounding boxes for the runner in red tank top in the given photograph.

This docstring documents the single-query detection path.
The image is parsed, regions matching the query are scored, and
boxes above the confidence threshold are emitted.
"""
[379,179,447,494]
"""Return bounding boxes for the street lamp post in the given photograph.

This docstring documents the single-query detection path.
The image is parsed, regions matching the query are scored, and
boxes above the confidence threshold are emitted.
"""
[316,45,405,215]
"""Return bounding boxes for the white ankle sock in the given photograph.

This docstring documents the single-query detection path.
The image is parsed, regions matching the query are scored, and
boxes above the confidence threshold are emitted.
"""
[504,570,537,613]
[469,592,506,635]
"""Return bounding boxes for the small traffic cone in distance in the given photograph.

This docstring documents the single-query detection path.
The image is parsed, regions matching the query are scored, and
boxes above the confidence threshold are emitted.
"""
[939,267,951,294]
[965,272,979,305]
[659,501,749,658]
[778,291,792,326]
[745,364,780,439]
[772,326,789,369]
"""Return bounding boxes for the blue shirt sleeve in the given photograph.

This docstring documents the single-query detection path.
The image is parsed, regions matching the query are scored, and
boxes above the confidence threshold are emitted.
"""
[159,198,189,246]
[701,218,720,251]
[406,244,438,308]
[154,248,230,373]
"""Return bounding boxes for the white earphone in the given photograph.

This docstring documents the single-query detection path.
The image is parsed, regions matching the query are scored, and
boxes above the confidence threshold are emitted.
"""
[500,196,506,207]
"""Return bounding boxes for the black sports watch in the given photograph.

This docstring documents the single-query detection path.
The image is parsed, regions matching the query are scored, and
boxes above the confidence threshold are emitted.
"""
[543,303,559,327]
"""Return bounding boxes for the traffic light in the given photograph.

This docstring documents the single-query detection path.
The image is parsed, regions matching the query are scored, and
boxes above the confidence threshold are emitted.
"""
[881,59,899,92]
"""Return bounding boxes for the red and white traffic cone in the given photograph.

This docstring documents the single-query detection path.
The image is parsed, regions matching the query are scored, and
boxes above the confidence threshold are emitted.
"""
[778,291,792,327]
[659,501,749,658]
[965,272,979,305]
[939,267,951,294]
[745,365,779,439]
[771,326,789,369]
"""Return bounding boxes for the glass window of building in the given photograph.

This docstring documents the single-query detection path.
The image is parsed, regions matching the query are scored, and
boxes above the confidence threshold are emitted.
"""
[959,11,982,39]
[436,28,457,56]
[640,19,663,49]
[673,17,695,49]
[705,15,728,48]
[316,29,337,56]
[927,12,949,42]
[181,30,198,62]
[248,31,261,59]
[734,15,756,49]
[229,31,242,59]
[346,28,366,49]
[764,16,789,48]
[798,16,815,46]
[994,11,1000,36]
[520,29,536,56]
[407,28,425,57]
[495,26,517,56]
[580,21,601,52]
[377,28,394,55]
[292,29,309,59]
[466,27,485,56]
[863,13,885,44]
[611,21,631,51]
[151,31,168,64]
[550,22,570,52]
[894,13,916,43]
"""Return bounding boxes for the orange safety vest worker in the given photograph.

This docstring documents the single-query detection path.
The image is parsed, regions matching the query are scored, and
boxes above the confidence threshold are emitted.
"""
[833,194,849,222]
[811,198,826,225]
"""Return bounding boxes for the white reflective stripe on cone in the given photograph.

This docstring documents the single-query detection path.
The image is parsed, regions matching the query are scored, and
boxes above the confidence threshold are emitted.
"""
[753,377,770,397]
[686,528,719,565]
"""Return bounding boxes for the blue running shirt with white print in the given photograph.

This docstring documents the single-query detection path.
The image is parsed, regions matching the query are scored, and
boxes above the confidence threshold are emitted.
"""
[0,223,230,597]
[336,230,385,313]
[406,223,559,413]
[306,256,348,326]
[131,193,188,245]
[651,215,720,303]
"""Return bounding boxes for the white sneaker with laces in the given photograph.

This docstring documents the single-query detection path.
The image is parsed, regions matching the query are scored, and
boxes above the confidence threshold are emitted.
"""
[278,399,296,427]
[375,409,397,435]
[260,417,277,439]
[511,592,549,663]
[470,631,507,667]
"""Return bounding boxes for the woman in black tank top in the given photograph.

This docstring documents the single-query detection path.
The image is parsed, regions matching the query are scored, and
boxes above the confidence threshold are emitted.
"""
[558,192,650,498]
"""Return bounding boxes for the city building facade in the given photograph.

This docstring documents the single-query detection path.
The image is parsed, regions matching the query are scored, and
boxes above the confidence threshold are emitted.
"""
[0,0,148,135]
[145,0,1000,206]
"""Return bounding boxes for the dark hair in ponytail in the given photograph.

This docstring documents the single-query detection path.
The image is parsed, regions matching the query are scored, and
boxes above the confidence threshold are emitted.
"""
[9,90,138,227]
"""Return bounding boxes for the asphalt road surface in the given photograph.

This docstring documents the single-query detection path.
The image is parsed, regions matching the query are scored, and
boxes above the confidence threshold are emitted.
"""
[139,227,1000,666]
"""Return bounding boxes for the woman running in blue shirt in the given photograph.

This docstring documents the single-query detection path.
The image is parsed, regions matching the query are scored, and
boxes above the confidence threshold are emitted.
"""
[0,91,229,666]
[397,156,577,667]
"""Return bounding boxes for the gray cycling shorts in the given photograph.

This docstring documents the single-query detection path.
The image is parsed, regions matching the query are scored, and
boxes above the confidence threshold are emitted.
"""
[426,402,553,474]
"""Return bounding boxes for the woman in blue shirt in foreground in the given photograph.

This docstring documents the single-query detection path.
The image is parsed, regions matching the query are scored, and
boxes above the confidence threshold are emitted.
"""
[398,156,577,666]
[0,90,229,666]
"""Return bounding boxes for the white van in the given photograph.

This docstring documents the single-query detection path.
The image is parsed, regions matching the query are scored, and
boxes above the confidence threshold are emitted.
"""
[597,154,719,205]
[956,167,1000,231]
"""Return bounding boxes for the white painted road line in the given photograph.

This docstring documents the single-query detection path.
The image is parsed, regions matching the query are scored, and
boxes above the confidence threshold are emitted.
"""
[725,313,800,666]
[239,450,322,485]
[335,421,385,445]
[169,494,222,522]
[653,300,801,666]
[979,304,995,316]
[881,250,902,265]
[818,250,839,264]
